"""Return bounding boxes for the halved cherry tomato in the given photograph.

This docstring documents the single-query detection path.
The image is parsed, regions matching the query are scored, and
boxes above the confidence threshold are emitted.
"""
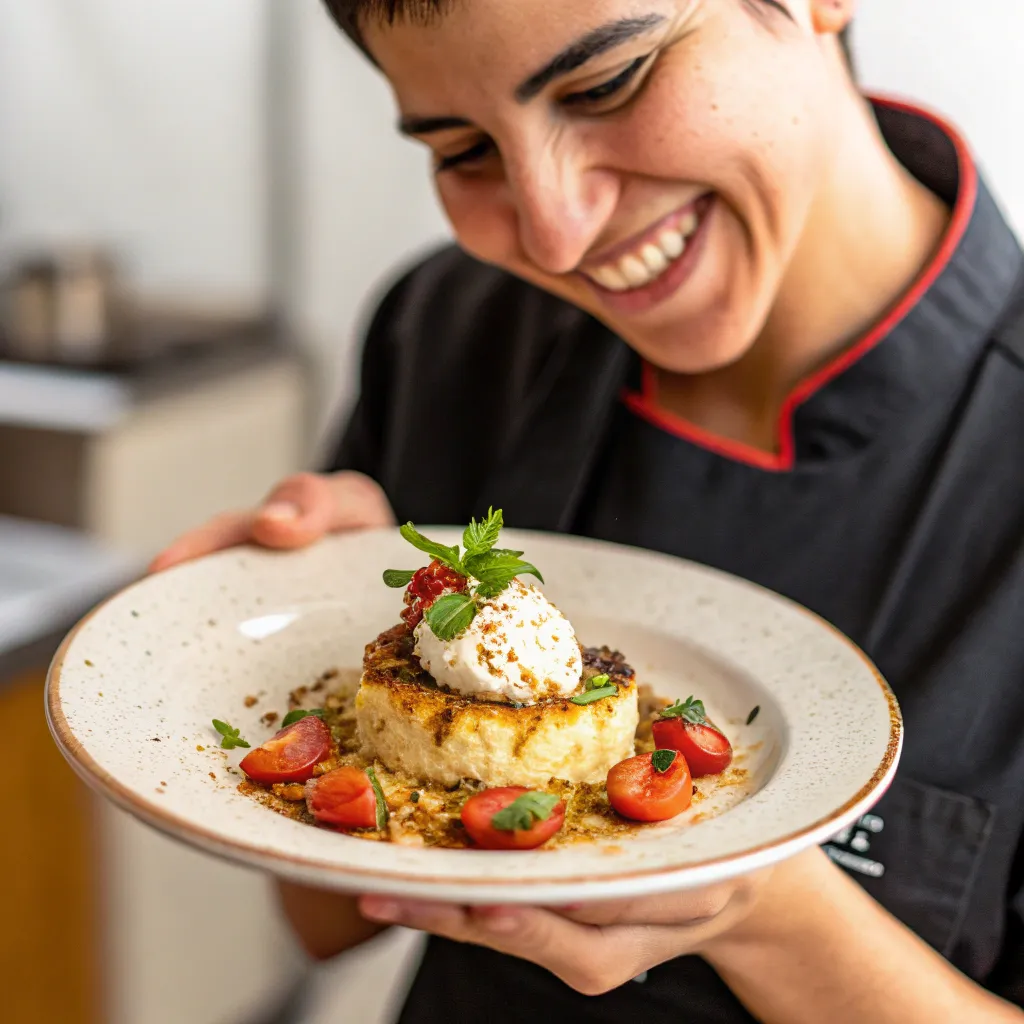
[239,715,331,784]
[606,751,693,822]
[652,717,733,777]
[460,787,566,850]
[306,767,378,829]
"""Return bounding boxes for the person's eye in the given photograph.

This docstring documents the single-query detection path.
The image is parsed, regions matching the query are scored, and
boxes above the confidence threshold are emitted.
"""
[435,138,496,173]
[561,54,652,109]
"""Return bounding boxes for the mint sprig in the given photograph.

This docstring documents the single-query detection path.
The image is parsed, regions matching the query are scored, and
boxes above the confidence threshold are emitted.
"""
[658,696,708,725]
[384,508,546,641]
[490,791,560,832]
[212,719,250,750]
[424,592,477,642]
[463,508,504,559]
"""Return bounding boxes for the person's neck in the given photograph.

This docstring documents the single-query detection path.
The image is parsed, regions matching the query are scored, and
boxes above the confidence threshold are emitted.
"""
[655,89,951,453]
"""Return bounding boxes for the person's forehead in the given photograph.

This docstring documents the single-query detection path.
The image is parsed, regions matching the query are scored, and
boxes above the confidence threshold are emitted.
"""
[366,0,681,110]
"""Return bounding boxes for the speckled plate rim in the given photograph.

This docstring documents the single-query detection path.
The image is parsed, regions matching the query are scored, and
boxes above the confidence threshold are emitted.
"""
[46,531,903,904]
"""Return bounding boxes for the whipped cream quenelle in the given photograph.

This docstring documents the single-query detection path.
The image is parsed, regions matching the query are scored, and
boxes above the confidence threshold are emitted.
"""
[413,578,583,704]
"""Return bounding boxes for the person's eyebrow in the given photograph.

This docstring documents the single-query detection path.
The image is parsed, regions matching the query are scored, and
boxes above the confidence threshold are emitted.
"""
[514,14,667,103]
[398,114,473,137]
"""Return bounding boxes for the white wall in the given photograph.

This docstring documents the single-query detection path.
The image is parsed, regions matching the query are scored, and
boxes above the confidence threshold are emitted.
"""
[853,2,1024,238]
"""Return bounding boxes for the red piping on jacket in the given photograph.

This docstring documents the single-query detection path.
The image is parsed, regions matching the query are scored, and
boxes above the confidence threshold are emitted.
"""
[623,96,979,472]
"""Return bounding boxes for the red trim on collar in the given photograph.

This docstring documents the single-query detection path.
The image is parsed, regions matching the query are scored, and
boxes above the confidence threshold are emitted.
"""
[624,97,979,472]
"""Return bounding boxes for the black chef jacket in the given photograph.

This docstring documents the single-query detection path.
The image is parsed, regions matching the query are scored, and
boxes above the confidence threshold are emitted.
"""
[327,99,1024,1021]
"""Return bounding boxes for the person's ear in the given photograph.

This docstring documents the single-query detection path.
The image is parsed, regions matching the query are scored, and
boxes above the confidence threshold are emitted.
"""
[809,0,856,36]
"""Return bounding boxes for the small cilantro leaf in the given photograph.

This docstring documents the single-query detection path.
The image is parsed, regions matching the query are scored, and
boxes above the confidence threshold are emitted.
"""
[490,791,560,831]
[651,749,677,773]
[570,685,617,706]
[463,507,503,558]
[281,708,325,727]
[658,696,708,725]
[383,569,415,588]
[212,719,251,750]
[425,592,478,641]
[399,523,463,572]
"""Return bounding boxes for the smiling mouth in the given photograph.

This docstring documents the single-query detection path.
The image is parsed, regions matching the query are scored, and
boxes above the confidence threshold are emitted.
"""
[580,197,710,293]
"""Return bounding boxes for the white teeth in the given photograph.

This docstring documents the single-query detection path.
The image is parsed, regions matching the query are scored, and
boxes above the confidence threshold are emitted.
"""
[640,243,668,274]
[657,229,685,260]
[620,255,652,287]
[586,208,701,292]
[590,264,630,292]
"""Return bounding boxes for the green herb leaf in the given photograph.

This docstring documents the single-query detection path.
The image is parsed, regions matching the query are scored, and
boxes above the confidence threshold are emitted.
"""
[399,523,463,572]
[746,705,761,725]
[570,685,617,706]
[212,719,251,750]
[366,766,389,830]
[585,673,611,691]
[658,696,708,725]
[651,749,677,773]
[410,791,420,804]
[425,591,478,641]
[281,708,325,728]
[490,791,560,832]
[382,569,416,588]
[462,507,503,558]
[468,549,544,598]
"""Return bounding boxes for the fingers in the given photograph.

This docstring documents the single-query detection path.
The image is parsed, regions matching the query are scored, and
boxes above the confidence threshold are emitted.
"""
[250,471,396,549]
[148,511,255,574]
[357,897,672,995]
[556,884,736,928]
[148,470,397,574]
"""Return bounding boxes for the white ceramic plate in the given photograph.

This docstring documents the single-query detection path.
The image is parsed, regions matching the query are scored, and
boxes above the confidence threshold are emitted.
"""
[47,528,901,904]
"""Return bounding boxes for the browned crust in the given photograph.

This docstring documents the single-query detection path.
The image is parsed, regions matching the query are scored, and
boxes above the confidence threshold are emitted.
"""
[45,576,903,891]
[360,623,637,750]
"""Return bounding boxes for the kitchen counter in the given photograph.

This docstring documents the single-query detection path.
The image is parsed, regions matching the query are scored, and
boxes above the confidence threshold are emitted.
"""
[0,515,138,679]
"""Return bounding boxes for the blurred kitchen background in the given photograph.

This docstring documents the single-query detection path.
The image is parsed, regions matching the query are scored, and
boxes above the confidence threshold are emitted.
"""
[1,2,1022,1023]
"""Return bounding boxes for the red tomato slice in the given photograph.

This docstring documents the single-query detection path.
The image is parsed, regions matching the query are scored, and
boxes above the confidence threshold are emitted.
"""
[606,751,693,822]
[651,717,733,777]
[306,767,378,829]
[239,715,332,784]
[460,787,566,850]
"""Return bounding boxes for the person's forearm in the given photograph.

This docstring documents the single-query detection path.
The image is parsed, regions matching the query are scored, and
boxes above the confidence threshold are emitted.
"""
[701,850,1022,1024]
[276,880,389,960]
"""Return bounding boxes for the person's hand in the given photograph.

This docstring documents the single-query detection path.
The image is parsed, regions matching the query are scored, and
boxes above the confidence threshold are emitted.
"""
[148,471,396,573]
[356,849,821,995]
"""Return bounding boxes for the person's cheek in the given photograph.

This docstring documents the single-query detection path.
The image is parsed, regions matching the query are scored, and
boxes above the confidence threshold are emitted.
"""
[439,179,517,267]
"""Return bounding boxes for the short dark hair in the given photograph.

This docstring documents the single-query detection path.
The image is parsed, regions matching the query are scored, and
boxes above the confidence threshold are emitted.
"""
[324,1,853,72]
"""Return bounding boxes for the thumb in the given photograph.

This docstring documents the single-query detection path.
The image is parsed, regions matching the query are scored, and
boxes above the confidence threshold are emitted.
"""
[250,473,343,549]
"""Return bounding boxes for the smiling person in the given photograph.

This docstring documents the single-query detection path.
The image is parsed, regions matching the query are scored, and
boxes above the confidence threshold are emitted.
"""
[150,0,1024,1020]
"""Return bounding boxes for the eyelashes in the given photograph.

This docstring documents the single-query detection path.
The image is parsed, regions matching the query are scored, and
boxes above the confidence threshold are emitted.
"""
[435,52,654,173]
[435,138,497,172]
[561,53,650,106]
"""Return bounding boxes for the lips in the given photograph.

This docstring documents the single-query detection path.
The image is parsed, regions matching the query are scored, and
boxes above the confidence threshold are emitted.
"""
[582,202,704,293]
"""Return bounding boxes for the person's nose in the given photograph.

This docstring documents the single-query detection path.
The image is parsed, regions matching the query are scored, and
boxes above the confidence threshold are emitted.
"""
[504,140,618,276]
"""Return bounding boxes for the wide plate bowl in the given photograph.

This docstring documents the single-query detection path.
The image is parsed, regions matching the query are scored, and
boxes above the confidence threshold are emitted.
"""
[46,528,901,904]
